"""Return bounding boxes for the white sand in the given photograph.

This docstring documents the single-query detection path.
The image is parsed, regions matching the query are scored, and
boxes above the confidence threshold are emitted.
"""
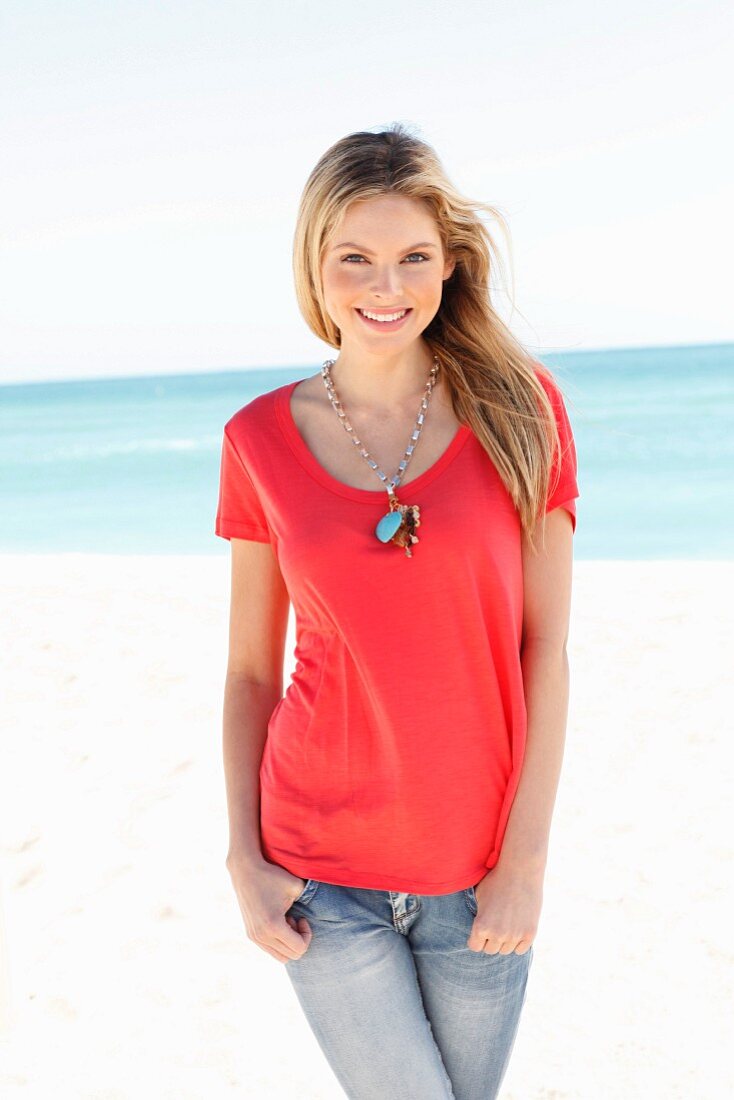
[0,554,731,1099]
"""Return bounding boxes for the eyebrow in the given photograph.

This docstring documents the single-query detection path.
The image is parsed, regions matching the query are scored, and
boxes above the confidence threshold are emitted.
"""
[331,241,439,253]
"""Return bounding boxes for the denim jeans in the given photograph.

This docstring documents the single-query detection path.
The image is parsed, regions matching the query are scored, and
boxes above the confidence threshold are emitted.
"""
[284,878,533,1099]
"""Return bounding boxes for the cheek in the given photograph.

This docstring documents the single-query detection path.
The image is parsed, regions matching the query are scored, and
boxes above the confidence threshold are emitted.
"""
[416,273,445,305]
[323,263,364,301]
[410,265,442,290]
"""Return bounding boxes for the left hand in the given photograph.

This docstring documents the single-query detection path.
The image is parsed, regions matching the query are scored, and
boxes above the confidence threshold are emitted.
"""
[467,860,544,956]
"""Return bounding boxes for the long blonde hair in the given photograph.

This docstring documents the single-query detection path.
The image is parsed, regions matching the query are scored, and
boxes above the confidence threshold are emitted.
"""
[292,122,572,552]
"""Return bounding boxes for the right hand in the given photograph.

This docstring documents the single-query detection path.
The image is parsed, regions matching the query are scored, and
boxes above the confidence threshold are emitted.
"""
[226,854,314,964]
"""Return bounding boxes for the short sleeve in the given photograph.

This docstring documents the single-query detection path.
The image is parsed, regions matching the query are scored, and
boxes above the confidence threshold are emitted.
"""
[539,372,580,533]
[214,425,271,543]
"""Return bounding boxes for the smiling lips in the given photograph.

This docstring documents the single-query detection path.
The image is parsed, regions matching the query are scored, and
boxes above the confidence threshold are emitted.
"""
[356,307,412,329]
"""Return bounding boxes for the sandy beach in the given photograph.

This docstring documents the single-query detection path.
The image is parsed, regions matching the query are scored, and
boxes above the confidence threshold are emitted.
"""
[0,553,731,1099]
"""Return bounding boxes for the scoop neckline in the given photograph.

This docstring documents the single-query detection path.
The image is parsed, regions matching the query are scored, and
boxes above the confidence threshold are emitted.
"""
[275,377,473,503]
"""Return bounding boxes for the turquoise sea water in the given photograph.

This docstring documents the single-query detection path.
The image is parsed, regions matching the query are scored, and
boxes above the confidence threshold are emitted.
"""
[1,343,731,558]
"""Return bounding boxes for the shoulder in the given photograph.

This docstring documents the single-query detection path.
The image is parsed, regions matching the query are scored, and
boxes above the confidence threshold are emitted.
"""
[529,359,575,429]
[220,382,294,479]
[223,380,290,440]
[530,359,564,405]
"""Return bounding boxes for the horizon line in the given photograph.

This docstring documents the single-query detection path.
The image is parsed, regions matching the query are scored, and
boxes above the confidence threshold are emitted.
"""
[1,338,731,389]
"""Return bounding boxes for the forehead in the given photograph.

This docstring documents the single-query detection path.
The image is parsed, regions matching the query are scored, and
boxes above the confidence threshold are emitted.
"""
[330,194,441,244]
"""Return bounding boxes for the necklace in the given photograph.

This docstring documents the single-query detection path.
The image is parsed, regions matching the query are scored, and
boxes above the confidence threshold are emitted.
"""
[320,355,441,558]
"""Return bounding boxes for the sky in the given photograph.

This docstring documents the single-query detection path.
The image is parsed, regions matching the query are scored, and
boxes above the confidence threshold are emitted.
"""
[1,0,732,384]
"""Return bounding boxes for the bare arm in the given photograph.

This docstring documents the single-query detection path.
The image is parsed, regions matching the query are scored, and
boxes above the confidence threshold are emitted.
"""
[499,644,569,874]
[220,537,314,963]
[222,536,290,869]
[498,504,574,874]
[469,505,574,955]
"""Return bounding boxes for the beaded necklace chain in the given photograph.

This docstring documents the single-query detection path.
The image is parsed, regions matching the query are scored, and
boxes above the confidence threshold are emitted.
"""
[320,355,441,558]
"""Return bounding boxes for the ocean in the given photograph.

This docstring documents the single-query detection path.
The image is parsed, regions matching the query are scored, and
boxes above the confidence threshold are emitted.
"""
[1,343,731,558]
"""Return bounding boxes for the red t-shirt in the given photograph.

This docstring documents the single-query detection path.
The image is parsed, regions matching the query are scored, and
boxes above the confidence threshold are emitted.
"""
[215,365,579,894]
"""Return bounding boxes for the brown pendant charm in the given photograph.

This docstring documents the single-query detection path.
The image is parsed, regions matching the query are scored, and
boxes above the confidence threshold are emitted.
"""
[392,501,421,557]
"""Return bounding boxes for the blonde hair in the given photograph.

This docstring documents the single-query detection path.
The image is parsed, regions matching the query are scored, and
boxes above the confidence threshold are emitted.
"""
[292,122,572,552]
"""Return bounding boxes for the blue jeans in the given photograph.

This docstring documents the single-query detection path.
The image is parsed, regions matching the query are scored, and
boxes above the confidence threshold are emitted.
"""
[285,878,533,1098]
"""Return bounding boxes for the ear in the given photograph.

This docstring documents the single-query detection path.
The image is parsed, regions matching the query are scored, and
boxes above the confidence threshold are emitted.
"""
[443,255,456,281]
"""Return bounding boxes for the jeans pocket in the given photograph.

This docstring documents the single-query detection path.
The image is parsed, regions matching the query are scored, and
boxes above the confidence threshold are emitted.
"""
[463,885,478,916]
[293,878,321,906]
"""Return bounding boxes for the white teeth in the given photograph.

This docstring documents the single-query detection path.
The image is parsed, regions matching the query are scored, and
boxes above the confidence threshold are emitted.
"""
[359,309,407,322]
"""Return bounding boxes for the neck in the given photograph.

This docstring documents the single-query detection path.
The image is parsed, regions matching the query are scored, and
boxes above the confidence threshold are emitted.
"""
[327,345,438,416]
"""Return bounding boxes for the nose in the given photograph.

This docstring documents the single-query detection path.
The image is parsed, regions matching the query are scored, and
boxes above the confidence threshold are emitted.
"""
[370,264,403,298]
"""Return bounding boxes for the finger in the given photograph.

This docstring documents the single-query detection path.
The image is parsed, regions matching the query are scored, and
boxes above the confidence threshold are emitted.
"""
[255,941,291,963]
[466,920,485,952]
[251,915,309,962]
[273,915,313,958]
[292,915,313,945]
[258,916,311,964]
[511,940,533,956]
[479,933,504,954]
[497,935,530,955]
[255,933,303,963]
[484,936,522,955]
[285,914,313,941]
[467,919,498,954]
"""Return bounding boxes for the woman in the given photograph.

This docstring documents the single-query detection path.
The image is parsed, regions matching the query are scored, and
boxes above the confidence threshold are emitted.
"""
[215,124,579,1099]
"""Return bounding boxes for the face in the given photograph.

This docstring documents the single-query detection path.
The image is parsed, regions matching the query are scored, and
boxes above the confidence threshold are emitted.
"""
[320,194,455,352]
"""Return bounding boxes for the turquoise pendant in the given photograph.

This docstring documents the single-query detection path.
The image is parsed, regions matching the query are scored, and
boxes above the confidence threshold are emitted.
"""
[374,493,422,557]
[375,510,403,542]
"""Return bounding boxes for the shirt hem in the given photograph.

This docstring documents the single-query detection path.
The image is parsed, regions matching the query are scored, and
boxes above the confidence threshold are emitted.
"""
[215,517,271,541]
[263,850,490,895]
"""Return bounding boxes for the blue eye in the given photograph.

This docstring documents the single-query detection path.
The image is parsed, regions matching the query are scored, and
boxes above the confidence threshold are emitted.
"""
[341,253,429,263]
